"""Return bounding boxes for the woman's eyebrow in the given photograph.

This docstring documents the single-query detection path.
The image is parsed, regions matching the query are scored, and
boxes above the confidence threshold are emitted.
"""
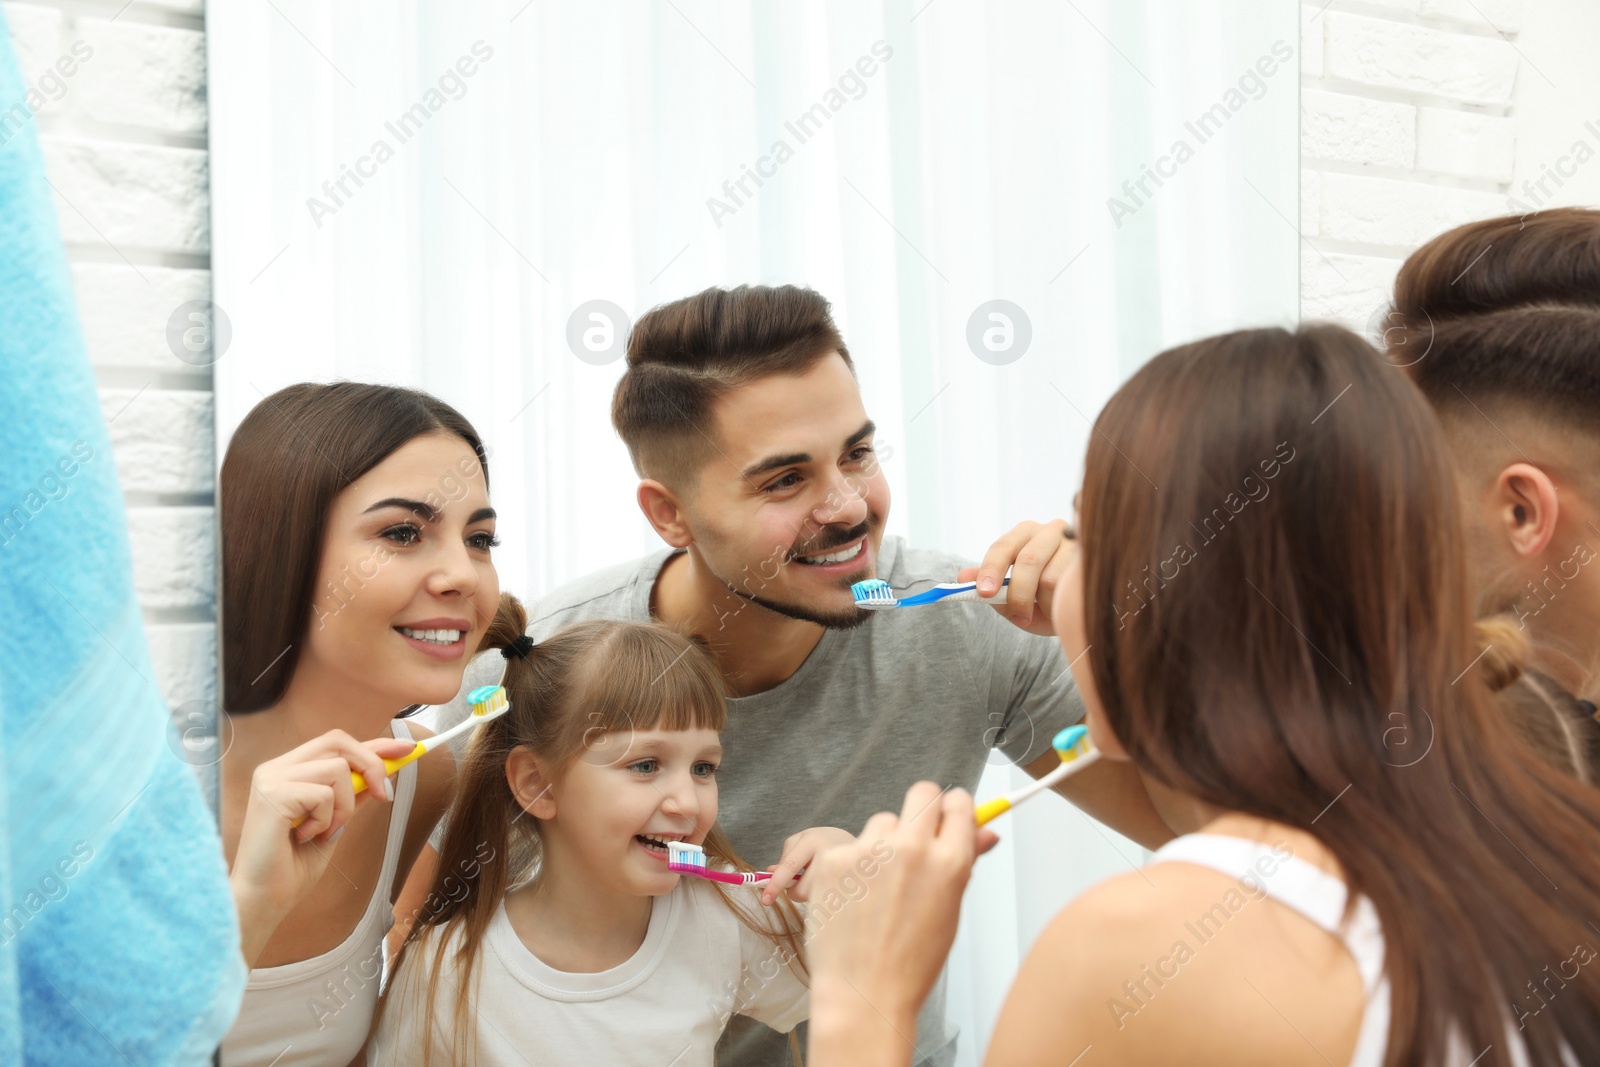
[364,497,439,522]
[468,507,497,524]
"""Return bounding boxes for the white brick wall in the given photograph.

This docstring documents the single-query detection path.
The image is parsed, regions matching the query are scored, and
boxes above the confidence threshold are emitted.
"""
[4,0,215,713]
[1320,11,1518,104]
[1300,1,1527,334]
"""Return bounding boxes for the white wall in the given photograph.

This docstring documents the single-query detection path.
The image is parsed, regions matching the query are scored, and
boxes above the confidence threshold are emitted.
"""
[1298,0,1589,334]
[4,0,215,719]
[1504,0,1600,209]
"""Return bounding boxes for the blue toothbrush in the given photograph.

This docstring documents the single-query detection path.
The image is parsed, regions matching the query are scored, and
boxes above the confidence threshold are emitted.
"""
[851,576,1010,609]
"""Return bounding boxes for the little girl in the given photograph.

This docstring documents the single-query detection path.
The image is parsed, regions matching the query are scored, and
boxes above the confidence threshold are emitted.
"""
[369,594,831,1066]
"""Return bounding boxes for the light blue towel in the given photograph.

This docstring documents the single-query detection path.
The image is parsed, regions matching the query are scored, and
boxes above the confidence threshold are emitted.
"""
[0,12,244,1065]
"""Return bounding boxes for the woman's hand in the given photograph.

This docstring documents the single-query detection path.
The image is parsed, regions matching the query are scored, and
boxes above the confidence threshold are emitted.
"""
[760,826,856,906]
[229,730,416,965]
[806,783,991,1067]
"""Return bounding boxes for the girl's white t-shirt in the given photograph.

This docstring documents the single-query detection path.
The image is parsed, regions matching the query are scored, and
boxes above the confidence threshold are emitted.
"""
[369,877,809,1066]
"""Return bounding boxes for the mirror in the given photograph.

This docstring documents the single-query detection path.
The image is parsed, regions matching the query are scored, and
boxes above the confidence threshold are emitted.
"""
[198,0,1299,1054]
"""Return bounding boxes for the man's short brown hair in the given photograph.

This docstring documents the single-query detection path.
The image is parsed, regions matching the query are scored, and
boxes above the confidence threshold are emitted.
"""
[611,285,851,490]
[1389,208,1600,428]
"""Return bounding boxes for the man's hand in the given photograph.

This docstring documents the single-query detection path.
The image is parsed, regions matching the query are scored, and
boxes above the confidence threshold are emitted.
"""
[959,519,1074,635]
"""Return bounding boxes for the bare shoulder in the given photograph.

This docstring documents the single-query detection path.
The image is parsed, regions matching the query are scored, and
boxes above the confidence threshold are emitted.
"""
[982,866,1365,1067]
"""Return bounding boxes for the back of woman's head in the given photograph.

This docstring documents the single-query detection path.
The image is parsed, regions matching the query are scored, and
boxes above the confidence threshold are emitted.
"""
[1082,324,1477,802]
[220,382,488,711]
[1080,323,1600,1065]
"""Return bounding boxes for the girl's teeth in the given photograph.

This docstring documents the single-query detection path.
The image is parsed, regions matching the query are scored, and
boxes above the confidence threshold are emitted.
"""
[636,835,678,849]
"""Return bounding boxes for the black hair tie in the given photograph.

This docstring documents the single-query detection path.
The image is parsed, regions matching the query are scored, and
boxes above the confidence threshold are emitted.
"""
[501,634,536,660]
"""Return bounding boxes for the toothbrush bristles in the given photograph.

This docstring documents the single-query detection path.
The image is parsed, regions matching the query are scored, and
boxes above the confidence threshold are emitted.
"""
[850,578,897,607]
[666,841,707,871]
[467,684,508,718]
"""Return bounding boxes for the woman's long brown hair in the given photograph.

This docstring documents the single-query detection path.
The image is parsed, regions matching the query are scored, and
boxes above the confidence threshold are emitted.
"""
[1079,323,1600,1065]
[377,594,808,1066]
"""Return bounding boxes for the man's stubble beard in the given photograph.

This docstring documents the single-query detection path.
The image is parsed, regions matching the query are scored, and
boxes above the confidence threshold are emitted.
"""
[710,518,879,630]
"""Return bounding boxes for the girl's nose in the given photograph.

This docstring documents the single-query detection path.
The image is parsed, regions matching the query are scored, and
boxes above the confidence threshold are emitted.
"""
[658,774,700,821]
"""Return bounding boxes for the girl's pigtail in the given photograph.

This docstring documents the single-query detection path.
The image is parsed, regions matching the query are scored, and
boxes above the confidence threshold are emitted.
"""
[378,592,533,1067]
[1473,613,1530,692]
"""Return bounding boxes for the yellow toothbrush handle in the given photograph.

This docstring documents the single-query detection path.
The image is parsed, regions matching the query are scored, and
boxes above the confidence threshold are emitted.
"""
[350,740,428,794]
[974,796,1013,827]
[290,740,426,829]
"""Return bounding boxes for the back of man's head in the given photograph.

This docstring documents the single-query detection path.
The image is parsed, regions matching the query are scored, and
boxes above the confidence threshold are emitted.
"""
[1387,209,1600,499]
[1393,206,1600,322]
[1387,208,1600,733]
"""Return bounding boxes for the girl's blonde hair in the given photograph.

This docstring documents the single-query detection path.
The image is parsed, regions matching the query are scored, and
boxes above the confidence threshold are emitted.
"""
[376,594,808,1065]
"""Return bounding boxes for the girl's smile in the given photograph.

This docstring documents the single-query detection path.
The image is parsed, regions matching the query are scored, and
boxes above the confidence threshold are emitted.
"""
[530,727,723,897]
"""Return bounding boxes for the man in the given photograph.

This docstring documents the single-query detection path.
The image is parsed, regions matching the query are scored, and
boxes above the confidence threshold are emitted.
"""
[1386,209,1600,774]
[406,284,1172,1065]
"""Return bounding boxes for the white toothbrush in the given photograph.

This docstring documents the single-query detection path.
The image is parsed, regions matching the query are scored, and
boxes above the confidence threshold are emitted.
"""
[851,576,1010,609]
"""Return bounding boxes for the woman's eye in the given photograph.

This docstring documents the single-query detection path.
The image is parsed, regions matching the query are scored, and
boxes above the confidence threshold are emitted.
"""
[469,531,501,551]
[693,762,718,778]
[849,446,874,462]
[628,759,659,775]
[383,524,421,546]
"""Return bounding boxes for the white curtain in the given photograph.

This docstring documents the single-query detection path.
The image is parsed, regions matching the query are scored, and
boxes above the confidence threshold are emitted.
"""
[208,1,1297,1058]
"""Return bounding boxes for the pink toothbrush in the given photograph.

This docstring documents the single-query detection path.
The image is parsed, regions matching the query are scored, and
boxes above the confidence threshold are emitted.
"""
[666,841,789,886]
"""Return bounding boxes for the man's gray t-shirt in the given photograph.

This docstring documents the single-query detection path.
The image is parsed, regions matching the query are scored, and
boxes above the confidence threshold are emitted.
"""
[431,534,1083,1066]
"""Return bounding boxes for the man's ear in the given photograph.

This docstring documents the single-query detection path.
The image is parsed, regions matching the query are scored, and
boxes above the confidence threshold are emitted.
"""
[506,746,557,819]
[1492,463,1561,558]
[638,479,693,549]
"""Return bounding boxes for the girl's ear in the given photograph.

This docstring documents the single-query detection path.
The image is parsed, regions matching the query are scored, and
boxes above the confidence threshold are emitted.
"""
[506,745,557,819]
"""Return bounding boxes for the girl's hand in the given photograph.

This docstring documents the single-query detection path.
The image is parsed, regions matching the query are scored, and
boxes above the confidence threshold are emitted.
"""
[229,730,415,965]
[761,826,856,905]
[805,784,985,1066]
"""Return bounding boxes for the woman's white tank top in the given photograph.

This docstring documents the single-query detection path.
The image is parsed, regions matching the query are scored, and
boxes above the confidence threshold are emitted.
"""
[1149,833,1390,1067]
[1149,833,1576,1067]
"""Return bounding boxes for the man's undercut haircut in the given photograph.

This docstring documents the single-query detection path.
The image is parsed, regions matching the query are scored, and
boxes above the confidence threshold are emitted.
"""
[611,285,852,491]
[1389,208,1600,428]
[1410,306,1600,431]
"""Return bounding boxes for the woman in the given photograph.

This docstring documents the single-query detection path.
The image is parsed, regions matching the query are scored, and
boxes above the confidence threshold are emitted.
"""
[807,324,1600,1065]
[218,383,500,1066]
